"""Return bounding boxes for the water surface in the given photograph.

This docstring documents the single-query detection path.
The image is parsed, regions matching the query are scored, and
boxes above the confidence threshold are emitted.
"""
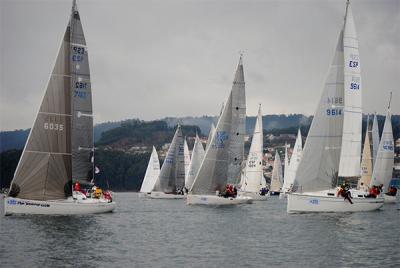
[1,193,399,267]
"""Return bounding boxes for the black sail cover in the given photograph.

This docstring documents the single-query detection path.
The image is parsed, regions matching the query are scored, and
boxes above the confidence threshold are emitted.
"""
[9,2,93,201]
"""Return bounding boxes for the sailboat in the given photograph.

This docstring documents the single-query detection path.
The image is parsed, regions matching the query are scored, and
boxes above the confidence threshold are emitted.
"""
[206,123,216,149]
[357,117,373,191]
[139,146,160,197]
[183,138,191,186]
[284,143,289,182]
[185,134,205,190]
[150,125,186,199]
[239,105,268,201]
[270,151,283,196]
[4,0,116,215]
[371,113,380,168]
[370,98,396,203]
[280,129,303,198]
[287,0,383,213]
[187,56,252,205]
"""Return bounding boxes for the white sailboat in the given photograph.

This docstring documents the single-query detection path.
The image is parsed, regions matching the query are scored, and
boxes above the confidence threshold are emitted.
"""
[280,129,303,198]
[183,138,191,186]
[239,105,268,201]
[287,1,383,213]
[187,56,252,205]
[139,146,160,197]
[185,134,205,190]
[4,0,116,215]
[150,125,186,199]
[371,113,380,167]
[270,151,283,196]
[357,118,373,191]
[284,143,289,181]
[370,99,396,203]
[206,123,216,149]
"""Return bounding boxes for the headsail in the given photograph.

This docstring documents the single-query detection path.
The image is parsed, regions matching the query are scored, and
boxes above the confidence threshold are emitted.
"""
[183,138,191,184]
[9,1,92,200]
[190,56,246,194]
[270,150,283,193]
[185,134,205,190]
[153,125,185,193]
[283,143,289,180]
[338,1,362,177]
[371,113,380,167]
[206,123,216,149]
[282,129,302,193]
[293,29,344,192]
[358,118,373,189]
[140,146,160,193]
[241,105,265,193]
[370,108,394,191]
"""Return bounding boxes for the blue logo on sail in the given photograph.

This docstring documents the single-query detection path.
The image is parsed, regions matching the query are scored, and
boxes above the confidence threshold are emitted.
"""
[213,131,228,149]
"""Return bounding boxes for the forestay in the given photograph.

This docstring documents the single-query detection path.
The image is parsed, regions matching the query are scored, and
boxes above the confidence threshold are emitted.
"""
[140,146,160,193]
[241,105,265,193]
[9,1,93,201]
[185,134,205,190]
[153,125,185,193]
[190,57,246,195]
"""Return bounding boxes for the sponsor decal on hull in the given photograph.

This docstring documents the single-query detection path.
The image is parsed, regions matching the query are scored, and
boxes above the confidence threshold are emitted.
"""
[7,199,50,207]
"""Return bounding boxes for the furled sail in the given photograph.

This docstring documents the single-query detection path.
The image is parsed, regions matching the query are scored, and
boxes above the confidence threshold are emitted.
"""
[183,138,191,184]
[270,151,283,193]
[185,134,205,190]
[338,1,362,177]
[9,1,92,201]
[140,146,160,193]
[241,105,265,193]
[371,113,380,167]
[153,125,185,193]
[293,29,345,192]
[281,129,302,193]
[370,109,394,191]
[358,119,373,189]
[190,57,246,194]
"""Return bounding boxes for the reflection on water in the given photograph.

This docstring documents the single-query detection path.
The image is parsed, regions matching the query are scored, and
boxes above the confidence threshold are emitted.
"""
[1,193,399,267]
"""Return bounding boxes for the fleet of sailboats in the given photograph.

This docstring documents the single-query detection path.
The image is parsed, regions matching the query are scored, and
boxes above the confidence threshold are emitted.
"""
[3,0,397,216]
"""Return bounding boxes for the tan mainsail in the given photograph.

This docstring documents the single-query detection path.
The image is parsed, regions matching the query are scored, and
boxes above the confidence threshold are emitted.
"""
[358,124,373,190]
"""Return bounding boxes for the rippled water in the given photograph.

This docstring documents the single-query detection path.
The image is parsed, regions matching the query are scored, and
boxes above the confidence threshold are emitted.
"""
[0,193,399,268]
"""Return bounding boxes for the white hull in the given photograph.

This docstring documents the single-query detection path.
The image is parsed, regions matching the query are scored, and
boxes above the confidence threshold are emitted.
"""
[4,197,116,216]
[138,192,150,198]
[279,192,287,199]
[384,194,397,203]
[149,191,186,199]
[187,194,253,205]
[238,191,268,201]
[287,192,384,213]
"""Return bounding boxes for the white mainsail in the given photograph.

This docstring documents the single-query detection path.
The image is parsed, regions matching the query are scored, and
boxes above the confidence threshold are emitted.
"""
[370,109,394,192]
[185,134,205,190]
[371,113,380,167]
[338,1,362,178]
[153,125,185,193]
[358,119,373,189]
[282,129,302,193]
[140,146,160,193]
[293,1,362,192]
[270,150,283,193]
[241,105,265,193]
[184,138,191,184]
[190,56,246,195]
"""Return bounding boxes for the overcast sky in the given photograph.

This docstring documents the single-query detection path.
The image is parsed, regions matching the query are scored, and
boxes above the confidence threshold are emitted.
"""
[0,0,399,131]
